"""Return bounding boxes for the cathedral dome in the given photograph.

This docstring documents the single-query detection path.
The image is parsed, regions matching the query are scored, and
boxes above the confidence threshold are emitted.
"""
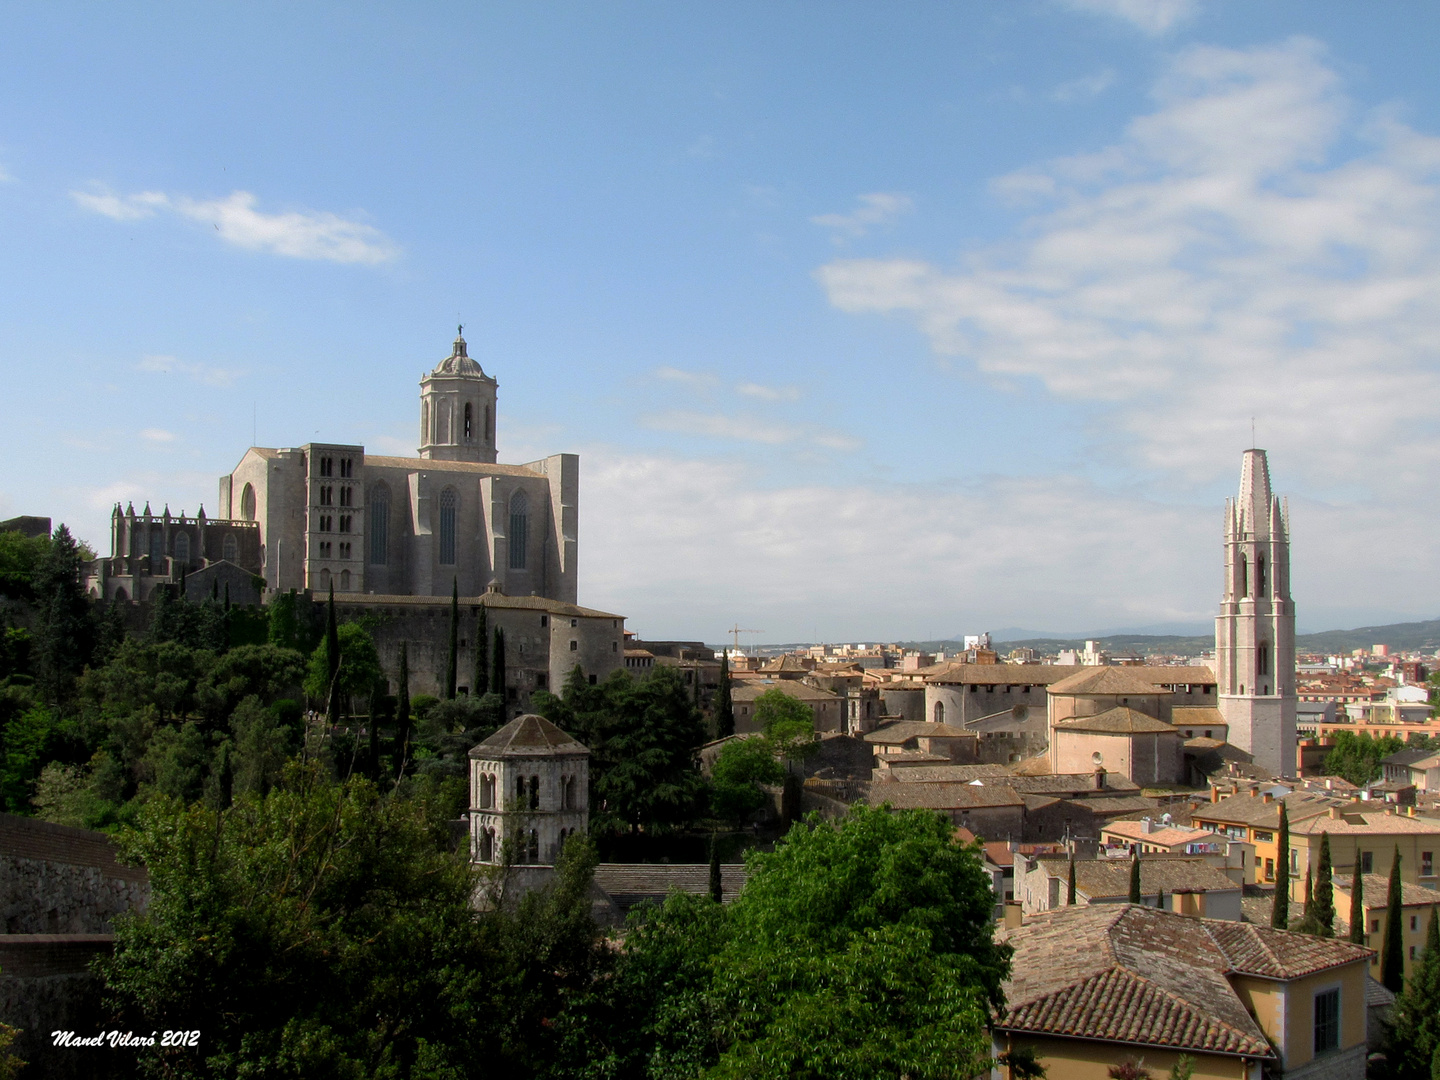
[431,327,488,378]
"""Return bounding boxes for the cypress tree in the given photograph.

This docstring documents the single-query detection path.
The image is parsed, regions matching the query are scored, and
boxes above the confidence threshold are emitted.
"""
[1129,854,1142,904]
[1384,845,1406,993]
[1312,832,1335,938]
[394,640,411,781]
[1156,887,1165,911]
[472,603,489,697]
[1067,856,1077,905]
[33,524,93,703]
[1272,802,1290,930]
[223,581,231,612]
[324,580,341,729]
[709,833,722,904]
[444,578,458,700]
[491,626,506,707]
[1303,866,1313,918]
[1387,905,1440,1077]
[1349,854,1366,945]
[716,650,734,738]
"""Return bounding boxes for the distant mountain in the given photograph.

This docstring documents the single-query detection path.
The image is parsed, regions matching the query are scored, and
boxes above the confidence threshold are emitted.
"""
[1294,619,1440,654]
[988,618,1440,658]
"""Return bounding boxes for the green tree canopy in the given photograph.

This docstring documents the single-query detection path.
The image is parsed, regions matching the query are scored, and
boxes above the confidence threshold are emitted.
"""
[1387,906,1440,1080]
[710,735,785,825]
[304,622,384,710]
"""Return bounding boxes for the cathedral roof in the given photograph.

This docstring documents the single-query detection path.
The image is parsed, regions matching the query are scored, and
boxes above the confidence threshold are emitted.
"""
[469,714,589,758]
[1048,667,1175,697]
[1053,707,1178,735]
[428,329,491,378]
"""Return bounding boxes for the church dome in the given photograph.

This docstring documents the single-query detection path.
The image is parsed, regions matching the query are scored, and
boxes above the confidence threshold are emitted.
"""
[430,327,488,378]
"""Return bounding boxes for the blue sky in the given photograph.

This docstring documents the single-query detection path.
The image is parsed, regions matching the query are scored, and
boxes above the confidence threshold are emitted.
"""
[3,0,1440,642]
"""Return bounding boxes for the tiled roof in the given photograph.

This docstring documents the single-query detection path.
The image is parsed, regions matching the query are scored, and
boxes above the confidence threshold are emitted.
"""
[880,764,1017,783]
[1383,748,1440,768]
[863,720,975,744]
[868,782,1024,811]
[1053,707,1179,736]
[1049,667,1176,697]
[1082,796,1162,816]
[1203,920,1373,979]
[1191,791,1337,829]
[1000,906,1271,1058]
[1137,667,1218,686]
[592,863,748,910]
[731,680,839,702]
[1171,706,1226,727]
[363,454,540,477]
[1290,810,1440,837]
[924,664,1080,686]
[1335,874,1440,910]
[1006,773,1141,796]
[1033,857,1238,898]
[1102,821,1224,848]
[469,714,588,758]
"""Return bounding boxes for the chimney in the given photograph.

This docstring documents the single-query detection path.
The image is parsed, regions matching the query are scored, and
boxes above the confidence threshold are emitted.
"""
[1231,783,1240,795]
[1004,902,1024,930]
[1141,817,1153,834]
[1210,784,1219,803]
[1330,807,1342,819]
[1262,792,1273,804]
[1250,788,1259,798]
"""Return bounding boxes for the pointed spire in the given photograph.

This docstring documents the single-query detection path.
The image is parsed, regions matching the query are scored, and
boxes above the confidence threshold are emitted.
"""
[452,326,468,358]
[143,501,152,517]
[1237,448,1273,539]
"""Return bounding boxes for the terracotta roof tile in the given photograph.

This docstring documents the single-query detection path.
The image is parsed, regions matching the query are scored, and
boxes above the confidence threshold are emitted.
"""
[469,714,588,758]
[1053,707,1179,735]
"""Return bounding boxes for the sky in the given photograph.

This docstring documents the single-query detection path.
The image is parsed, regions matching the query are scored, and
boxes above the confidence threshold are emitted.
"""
[3,0,1440,644]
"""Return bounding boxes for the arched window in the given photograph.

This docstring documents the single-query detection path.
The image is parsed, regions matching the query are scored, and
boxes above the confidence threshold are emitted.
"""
[223,534,238,563]
[240,483,256,521]
[369,485,390,565]
[1257,554,1267,597]
[933,701,944,724]
[1257,642,1270,677]
[149,530,165,565]
[528,775,540,810]
[1238,553,1248,598]
[438,488,458,565]
[485,404,493,442]
[421,401,430,446]
[437,399,452,444]
[508,490,528,570]
[114,586,129,602]
[174,532,190,564]
[340,569,351,591]
[527,830,540,864]
[464,402,473,440]
[479,828,494,862]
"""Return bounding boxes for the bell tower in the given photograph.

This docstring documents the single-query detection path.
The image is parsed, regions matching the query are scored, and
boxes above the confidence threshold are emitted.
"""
[1215,448,1296,778]
[419,327,498,464]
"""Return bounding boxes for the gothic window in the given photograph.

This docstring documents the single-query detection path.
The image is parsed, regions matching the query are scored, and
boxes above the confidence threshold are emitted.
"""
[515,774,525,801]
[1258,643,1270,677]
[339,542,352,560]
[438,488,458,565]
[422,401,430,445]
[240,483,256,521]
[320,515,333,532]
[933,701,944,724]
[369,485,389,565]
[527,830,540,864]
[464,402,473,440]
[319,567,331,590]
[508,490,528,570]
[1257,555,1267,597]
[149,530,165,565]
[438,400,452,444]
[340,569,351,590]
[174,532,190,564]
[223,534,238,563]
[1239,553,1248,597]
[318,541,333,559]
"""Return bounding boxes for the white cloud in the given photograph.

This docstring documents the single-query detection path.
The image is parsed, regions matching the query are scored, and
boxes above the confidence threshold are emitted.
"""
[1058,0,1199,35]
[736,381,802,402]
[816,38,1440,495]
[642,410,859,452]
[654,366,719,390]
[139,428,177,443]
[72,187,396,264]
[1053,68,1117,103]
[137,354,241,388]
[810,192,914,239]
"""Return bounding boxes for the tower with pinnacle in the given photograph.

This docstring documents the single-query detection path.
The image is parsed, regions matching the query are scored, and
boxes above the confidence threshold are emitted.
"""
[419,326,498,464]
[1215,449,1296,778]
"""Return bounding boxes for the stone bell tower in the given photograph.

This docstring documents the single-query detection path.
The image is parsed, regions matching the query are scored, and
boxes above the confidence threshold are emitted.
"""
[419,327,498,464]
[1215,448,1297,778]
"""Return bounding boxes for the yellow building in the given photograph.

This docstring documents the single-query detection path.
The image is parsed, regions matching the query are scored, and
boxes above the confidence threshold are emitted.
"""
[1330,873,1440,981]
[1289,807,1440,905]
[998,904,1371,1079]
[1191,788,1336,885]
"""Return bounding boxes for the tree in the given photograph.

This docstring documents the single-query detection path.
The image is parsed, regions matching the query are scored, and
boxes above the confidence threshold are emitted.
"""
[658,805,1009,1079]
[1272,802,1290,929]
[445,578,459,699]
[1068,856,1077,905]
[32,525,93,703]
[1385,845,1406,992]
[1323,730,1406,786]
[709,833,723,903]
[1349,854,1365,944]
[267,589,305,651]
[1387,905,1440,1080]
[1,705,59,813]
[0,528,48,601]
[305,623,383,722]
[1129,853,1141,904]
[394,640,411,781]
[716,649,734,738]
[751,686,818,762]
[323,582,340,727]
[473,603,489,697]
[1296,832,1335,938]
[710,735,785,825]
[491,626,507,705]
[229,696,297,799]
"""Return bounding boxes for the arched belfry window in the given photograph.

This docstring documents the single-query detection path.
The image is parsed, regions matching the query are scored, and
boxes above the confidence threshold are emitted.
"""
[240,483,256,521]
[369,484,390,565]
[464,402,473,440]
[485,404,493,442]
[933,701,944,724]
[223,534,238,563]
[438,488,458,565]
[174,532,190,565]
[1238,553,1248,598]
[1257,554,1267,598]
[508,490,528,570]
[1257,642,1270,677]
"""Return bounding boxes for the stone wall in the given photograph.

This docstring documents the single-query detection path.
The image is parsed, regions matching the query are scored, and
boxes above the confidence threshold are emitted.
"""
[0,814,149,934]
[0,935,114,1080]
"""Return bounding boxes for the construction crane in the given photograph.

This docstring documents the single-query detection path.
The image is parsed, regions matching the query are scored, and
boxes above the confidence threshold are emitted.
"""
[727,624,761,655]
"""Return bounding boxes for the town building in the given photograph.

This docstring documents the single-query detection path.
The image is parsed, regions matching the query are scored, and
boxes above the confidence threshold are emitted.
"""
[1331,873,1440,982]
[732,678,843,733]
[997,904,1372,1079]
[88,503,263,603]
[1288,806,1440,904]
[469,714,589,867]
[1019,855,1243,920]
[1382,748,1440,792]
[1191,788,1339,885]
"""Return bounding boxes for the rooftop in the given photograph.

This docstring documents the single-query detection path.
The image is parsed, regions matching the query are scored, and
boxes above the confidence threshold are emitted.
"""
[863,720,975,744]
[1290,808,1440,837]
[469,714,588,758]
[1334,874,1440,909]
[1053,706,1179,736]
[869,782,1024,811]
[592,863,748,911]
[1048,667,1176,697]
[1102,820,1226,848]
[1191,791,1338,829]
[731,679,840,702]
[1033,856,1238,898]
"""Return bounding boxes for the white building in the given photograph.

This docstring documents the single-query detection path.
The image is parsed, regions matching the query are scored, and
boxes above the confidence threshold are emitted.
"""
[469,714,589,866]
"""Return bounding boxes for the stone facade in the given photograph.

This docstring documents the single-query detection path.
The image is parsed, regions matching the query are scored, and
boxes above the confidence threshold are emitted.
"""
[0,813,149,934]
[1216,448,1298,777]
[218,331,579,602]
[87,504,262,603]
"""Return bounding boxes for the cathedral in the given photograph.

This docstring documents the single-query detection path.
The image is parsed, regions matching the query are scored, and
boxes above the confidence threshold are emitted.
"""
[219,328,577,601]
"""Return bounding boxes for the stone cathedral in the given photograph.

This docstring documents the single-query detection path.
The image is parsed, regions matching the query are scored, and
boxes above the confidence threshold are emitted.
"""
[218,328,578,601]
[1214,448,1297,778]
